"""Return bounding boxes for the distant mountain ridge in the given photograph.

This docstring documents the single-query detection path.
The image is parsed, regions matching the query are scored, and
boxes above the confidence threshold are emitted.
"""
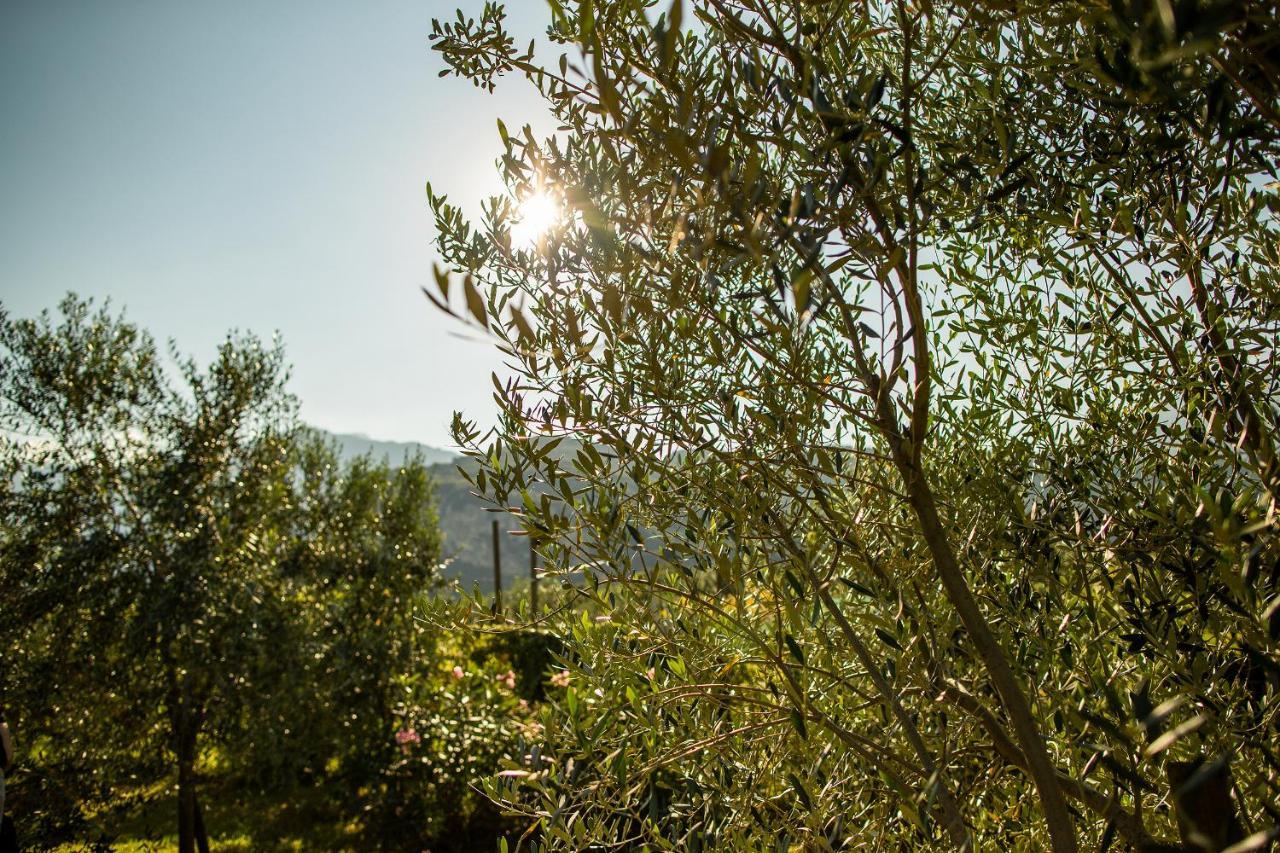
[323,430,460,466]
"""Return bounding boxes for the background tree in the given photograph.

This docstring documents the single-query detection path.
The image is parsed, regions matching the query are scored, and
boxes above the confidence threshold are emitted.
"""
[0,295,298,852]
[0,296,449,850]
[426,1,1279,849]
[250,434,448,845]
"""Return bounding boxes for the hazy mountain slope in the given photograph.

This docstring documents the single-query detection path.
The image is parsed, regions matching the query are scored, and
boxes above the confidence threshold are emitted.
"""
[325,431,459,467]
[426,459,531,593]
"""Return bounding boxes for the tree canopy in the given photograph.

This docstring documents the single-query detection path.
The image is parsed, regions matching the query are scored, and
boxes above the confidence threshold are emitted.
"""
[426,1,1280,849]
[0,295,446,850]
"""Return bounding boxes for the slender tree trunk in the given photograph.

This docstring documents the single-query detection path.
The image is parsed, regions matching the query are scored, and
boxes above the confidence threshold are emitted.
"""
[170,684,206,853]
[194,791,210,853]
[177,731,197,853]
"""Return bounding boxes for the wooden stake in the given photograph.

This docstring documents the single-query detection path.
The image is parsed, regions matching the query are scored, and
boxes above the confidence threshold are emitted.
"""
[530,537,539,615]
[491,519,502,613]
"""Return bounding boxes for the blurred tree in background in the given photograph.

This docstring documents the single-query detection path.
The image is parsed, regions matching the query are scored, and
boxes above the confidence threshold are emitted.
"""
[427,0,1280,849]
[0,295,300,852]
[0,296,472,850]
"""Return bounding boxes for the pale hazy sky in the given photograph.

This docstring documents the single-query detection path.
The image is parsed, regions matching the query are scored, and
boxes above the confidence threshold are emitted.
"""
[0,0,556,449]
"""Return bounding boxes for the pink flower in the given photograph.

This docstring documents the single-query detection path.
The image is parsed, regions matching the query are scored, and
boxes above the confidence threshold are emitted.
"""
[395,727,421,755]
[645,667,656,681]
[451,665,465,680]
[500,669,517,690]
[518,698,529,710]
[549,669,570,688]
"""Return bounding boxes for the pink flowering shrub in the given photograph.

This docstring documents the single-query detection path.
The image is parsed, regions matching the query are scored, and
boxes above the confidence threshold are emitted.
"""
[376,630,551,847]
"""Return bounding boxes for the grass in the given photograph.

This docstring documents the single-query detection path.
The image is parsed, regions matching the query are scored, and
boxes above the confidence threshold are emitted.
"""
[50,778,365,852]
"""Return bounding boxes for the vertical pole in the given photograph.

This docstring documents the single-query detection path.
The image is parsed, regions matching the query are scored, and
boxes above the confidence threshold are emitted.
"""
[492,519,502,614]
[530,537,539,615]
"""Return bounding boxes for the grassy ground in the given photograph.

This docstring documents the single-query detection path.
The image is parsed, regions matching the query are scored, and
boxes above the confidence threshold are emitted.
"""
[49,780,364,852]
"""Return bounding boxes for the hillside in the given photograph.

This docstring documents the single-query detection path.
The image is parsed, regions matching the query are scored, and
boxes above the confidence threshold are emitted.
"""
[325,431,459,467]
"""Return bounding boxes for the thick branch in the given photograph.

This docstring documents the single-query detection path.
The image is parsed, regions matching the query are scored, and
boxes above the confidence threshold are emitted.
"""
[940,685,1177,851]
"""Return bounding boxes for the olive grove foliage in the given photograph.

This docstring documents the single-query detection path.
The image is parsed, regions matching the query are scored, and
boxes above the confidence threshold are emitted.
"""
[0,295,301,850]
[0,296,445,849]
[426,0,1280,850]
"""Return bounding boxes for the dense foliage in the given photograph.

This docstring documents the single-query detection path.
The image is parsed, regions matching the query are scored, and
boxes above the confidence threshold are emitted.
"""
[426,1,1280,850]
[0,296,513,850]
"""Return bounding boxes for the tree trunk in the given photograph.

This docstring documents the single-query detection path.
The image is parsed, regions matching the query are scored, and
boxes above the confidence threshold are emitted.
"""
[177,723,198,853]
[194,791,211,853]
[168,676,207,853]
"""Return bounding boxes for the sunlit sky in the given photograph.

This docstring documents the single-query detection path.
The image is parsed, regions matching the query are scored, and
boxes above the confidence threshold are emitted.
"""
[0,0,557,449]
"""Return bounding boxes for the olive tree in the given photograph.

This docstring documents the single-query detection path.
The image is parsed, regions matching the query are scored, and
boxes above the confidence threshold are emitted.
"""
[262,435,447,842]
[0,296,458,849]
[0,297,297,850]
[425,1,1279,849]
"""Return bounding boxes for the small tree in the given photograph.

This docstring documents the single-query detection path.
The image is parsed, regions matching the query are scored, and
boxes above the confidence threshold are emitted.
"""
[1,297,455,848]
[265,435,446,840]
[1,296,300,850]
[426,1,1279,849]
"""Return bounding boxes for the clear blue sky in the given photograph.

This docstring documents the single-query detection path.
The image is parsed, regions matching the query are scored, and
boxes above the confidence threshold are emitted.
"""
[0,0,554,449]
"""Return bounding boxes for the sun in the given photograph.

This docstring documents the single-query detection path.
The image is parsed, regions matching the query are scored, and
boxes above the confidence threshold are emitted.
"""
[510,189,561,248]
